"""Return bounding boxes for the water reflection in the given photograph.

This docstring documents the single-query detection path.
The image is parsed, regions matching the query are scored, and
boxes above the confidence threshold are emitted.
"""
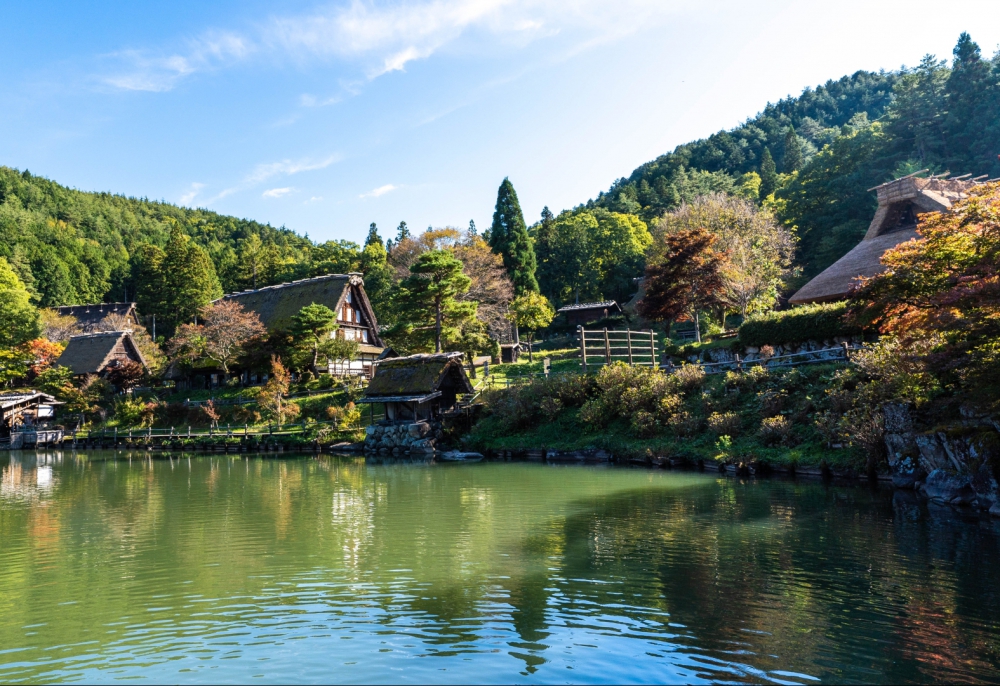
[0,451,998,684]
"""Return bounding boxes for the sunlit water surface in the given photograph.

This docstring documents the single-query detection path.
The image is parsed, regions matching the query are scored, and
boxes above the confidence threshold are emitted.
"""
[1,451,999,684]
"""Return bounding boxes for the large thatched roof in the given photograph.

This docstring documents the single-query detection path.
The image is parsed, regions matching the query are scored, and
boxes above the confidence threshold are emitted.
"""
[216,273,383,345]
[557,301,620,313]
[790,174,977,305]
[361,352,473,402]
[56,331,146,375]
[54,302,137,329]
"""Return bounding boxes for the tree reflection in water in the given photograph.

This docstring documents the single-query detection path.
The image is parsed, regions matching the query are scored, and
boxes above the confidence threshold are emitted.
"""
[1,451,999,684]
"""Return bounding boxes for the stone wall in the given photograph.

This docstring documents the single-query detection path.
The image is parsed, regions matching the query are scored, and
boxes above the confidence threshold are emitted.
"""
[364,420,444,455]
[685,336,862,365]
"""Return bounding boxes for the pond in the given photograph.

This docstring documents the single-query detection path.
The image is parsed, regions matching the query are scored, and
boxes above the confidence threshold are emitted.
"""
[1,451,999,684]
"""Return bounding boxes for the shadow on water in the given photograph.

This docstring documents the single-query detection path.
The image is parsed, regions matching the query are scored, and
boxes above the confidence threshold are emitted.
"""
[1,451,1000,683]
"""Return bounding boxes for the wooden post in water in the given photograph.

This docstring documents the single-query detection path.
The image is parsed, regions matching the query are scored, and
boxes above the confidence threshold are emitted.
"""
[626,329,633,366]
[578,326,587,373]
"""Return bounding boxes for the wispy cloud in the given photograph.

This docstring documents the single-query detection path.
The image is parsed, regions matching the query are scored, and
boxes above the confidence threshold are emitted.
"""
[179,182,205,205]
[98,1,682,93]
[247,154,341,184]
[360,184,398,198]
[262,187,294,198]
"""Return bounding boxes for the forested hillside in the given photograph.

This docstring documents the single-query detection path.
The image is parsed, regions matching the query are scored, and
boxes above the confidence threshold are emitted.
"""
[585,33,1000,279]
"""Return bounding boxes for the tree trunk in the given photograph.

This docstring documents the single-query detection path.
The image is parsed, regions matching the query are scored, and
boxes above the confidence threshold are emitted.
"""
[527,334,534,363]
[311,340,319,375]
[694,310,702,344]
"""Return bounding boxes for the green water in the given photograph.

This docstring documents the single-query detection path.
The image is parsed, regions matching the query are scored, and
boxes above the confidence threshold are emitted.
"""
[1,451,999,684]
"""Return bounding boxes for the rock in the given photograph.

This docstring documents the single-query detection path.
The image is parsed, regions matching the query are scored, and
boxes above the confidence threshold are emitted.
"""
[890,454,925,489]
[407,422,431,438]
[365,425,377,436]
[922,469,977,505]
[991,502,1000,518]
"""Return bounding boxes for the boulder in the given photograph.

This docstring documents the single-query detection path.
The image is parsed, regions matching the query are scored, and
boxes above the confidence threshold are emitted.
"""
[921,469,977,506]
[439,450,484,462]
[408,422,431,438]
[891,455,925,490]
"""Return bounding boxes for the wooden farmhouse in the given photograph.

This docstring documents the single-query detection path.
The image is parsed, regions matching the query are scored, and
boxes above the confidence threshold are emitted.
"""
[54,302,139,331]
[358,352,474,422]
[56,331,147,377]
[217,273,387,377]
[557,301,622,327]
[0,392,62,438]
[790,174,979,304]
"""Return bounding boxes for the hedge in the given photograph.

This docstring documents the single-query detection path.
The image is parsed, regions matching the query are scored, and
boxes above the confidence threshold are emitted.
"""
[738,302,861,348]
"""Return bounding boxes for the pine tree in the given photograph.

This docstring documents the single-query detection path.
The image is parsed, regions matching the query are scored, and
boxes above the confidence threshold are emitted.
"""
[365,222,382,248]
[759,148,778,200]
[396,221,410,242]
[489,178,538,294]
[783,127,803,173]
[157,224,223,338]
[391,250,475,353]
[944,33,994,171]
[468,219,477,237]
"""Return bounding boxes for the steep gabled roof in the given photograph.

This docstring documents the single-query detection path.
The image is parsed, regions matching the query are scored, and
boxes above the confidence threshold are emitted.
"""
[216,273,383,345]
[54,303,137,329]
[56,331,146,375]
[362,352,473,399]
[790,174,979,305]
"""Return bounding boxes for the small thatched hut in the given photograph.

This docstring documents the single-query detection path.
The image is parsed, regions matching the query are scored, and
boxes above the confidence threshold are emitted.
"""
[54,302,138,331]
[56,331,146,377]
[358,352,474,422]
[216,273,386,376]
[790,174,978,304]
[557,301,621,327]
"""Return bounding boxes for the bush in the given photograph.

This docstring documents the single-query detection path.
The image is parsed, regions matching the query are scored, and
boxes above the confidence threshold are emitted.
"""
[630,411,658,437]
[758,415,792,446]
[707,411,741,436]
[739,302,861,348]
[672,364,705,393]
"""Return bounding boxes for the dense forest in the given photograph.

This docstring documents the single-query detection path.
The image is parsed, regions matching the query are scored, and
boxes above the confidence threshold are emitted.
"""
[581,33,1000,280]
[3,33,999,318]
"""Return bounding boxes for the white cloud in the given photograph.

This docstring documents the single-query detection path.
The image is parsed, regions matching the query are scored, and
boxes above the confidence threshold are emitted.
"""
[179,182,205,205]
[360,184,398,198]
[98,1,686,92]
[262,187,294,198]
[247,154,341,183]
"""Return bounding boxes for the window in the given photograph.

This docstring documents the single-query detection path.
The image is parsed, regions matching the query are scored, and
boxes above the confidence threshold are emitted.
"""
[362,330,368,342]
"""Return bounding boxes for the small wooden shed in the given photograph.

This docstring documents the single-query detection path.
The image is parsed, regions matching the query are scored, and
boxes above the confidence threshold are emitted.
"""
[358,352,474,422]
[0,392,62,437]
[557,301,622,327]
[56,331,147,377]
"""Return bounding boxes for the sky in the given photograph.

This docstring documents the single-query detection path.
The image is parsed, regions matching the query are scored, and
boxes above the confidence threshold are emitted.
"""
[3,1,1000,245]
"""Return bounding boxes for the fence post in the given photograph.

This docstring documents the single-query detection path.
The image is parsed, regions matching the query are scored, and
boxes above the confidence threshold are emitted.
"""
[735,354,742,372]
[603,328,610,364]
[842,341,850,361]
[626,328,633,365]
[578,326,587,373]
[649,330,657,369]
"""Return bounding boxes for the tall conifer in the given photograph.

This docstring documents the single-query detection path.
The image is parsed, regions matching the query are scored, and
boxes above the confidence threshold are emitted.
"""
[783,127,803,172]
[489,178,538,294]
[759,148,778,200]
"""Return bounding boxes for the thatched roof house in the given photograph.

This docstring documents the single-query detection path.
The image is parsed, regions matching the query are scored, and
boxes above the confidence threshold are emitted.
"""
[790,174,979,304]
[358,352,473,422]
[54,302,138,331]
[56,331,146,376]
[557,301,622,327]
[217,273,386,376]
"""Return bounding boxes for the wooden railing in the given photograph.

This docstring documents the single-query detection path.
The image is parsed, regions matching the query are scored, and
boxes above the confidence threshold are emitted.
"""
[578,327,658,372]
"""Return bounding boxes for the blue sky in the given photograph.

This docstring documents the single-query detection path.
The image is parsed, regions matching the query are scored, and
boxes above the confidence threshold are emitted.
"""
[3,1,1000,245]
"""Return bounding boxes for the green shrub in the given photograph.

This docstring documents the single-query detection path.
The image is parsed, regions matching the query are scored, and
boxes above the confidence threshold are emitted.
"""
[758,416,792,445]
[738,302,861,347]
[707,411,741,436]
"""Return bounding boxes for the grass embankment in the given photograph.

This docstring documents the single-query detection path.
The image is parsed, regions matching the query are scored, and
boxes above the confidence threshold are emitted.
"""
[466,361,869,471]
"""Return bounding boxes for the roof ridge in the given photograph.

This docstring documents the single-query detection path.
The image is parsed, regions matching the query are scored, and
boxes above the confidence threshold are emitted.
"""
[219,273,350,299]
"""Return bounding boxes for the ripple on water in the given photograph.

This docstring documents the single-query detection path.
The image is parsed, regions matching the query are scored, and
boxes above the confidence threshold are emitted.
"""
[1,453,999,684]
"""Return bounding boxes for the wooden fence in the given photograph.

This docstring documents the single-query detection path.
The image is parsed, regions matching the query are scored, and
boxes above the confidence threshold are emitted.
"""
[691,343,856,375]
[578,327,658,372]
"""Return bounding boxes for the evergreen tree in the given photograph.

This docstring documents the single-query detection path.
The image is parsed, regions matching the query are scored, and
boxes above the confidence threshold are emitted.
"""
[488,177,538,294]
[365,222,382,248]
[396,221,410,242]
[468,219,477,237]
[944,33,994,170]
[391,250,475,353]
[291,303,338,375]
[759,148,778,200]
[360,239,395,326]
[783,127,803,172]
